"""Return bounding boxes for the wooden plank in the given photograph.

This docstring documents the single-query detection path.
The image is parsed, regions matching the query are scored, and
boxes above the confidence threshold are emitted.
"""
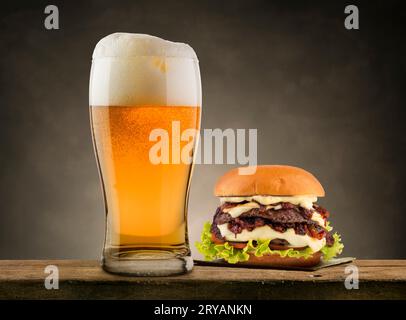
[0,260,405,299]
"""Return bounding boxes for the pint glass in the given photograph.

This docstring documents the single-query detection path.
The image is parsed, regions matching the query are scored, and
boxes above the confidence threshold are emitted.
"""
[89,33,201,276]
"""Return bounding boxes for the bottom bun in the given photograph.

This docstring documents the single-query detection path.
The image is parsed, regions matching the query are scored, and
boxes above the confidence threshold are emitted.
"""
[238,251,322,268]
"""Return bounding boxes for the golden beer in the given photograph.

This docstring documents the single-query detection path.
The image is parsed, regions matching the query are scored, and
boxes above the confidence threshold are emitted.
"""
[90,106,200,247]
[89,33,201,275]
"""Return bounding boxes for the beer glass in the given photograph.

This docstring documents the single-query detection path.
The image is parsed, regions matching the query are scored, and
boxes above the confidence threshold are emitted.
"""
[89,33,201,276]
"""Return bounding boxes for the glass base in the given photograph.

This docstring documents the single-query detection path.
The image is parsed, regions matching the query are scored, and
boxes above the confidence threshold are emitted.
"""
[102,248,193,276]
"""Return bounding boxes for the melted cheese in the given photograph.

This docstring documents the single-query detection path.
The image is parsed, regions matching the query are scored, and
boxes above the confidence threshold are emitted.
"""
[311,212,325,227]
[220,195,317,210]
[217,223,326,252]
[265,204,282,210]
[223,202,260,218]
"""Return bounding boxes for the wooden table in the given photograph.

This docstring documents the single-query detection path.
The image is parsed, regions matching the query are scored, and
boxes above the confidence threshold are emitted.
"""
[0,260,405,299]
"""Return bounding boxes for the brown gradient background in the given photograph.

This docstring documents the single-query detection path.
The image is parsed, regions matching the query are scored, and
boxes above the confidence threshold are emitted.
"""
[0,0,405,259]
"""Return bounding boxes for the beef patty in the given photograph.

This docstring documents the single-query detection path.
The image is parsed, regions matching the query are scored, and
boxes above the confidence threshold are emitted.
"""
[211,202,334,247]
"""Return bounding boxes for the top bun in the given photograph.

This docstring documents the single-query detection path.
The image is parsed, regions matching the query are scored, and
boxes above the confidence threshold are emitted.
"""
[214,165,325,197]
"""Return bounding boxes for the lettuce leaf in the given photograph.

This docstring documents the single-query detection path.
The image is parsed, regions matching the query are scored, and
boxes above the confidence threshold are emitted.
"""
[195,221,344,264]
[325,220,333,232]
[321,233,344,261]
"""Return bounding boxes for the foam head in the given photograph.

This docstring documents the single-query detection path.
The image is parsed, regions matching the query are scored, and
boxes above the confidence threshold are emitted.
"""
[89,33,201,107]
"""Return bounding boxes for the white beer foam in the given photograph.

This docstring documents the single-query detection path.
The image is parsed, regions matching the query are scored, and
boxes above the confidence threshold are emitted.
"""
[90,33,201,107]
[92,33,198,60]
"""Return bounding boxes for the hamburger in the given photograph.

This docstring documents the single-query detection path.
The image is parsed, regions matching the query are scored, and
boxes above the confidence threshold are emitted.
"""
[196,165,343,268]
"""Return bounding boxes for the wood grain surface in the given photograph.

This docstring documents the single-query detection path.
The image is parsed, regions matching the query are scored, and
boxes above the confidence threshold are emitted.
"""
[0,260,405,299]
